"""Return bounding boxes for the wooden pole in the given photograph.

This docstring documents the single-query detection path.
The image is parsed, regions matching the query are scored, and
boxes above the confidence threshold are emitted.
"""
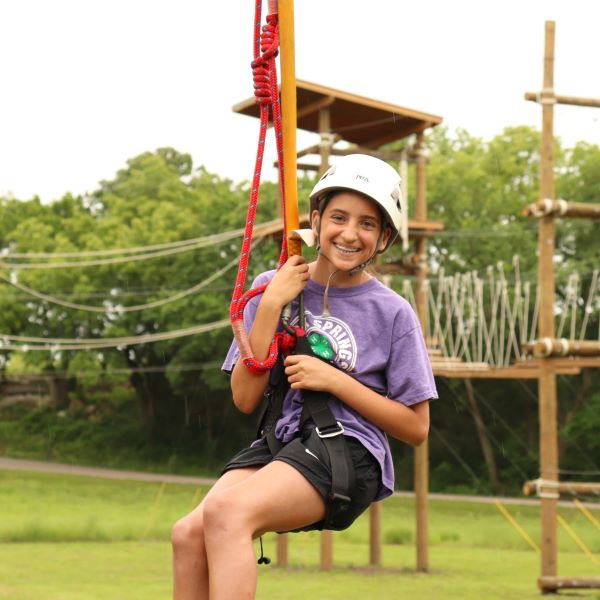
[537,20,559,586]
[318,107,332,176]
[320,531,333,571]
[278,0,301,257]
[539,577,600,592]
[523,199,600,219]
[276,0,297,569]
[276,533,288,567]
[369,502,382,566]
[523,480,600,497]
[522,338,600,358]
[413,132,429,573]
[525,91,600,108]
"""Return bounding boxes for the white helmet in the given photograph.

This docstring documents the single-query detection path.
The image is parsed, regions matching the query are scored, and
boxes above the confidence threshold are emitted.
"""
[309,154,403,252]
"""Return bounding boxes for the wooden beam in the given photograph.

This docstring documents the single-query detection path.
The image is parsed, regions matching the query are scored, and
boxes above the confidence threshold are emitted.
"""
[297,95,335,120]
[539,576,600,591]
[523,199,600,219]
[516,357,600,369]
[523,479,600,497]
[525,91,600,108]
[367,121,434,150]
[432,364,580,379]
[522,338,600,358]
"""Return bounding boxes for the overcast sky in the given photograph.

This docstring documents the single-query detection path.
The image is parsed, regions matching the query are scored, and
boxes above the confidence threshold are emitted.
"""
[1,0,599,203]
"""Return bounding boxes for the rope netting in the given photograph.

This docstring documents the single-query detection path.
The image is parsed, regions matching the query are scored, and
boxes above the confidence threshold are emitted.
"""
[400,259,600,368]
[229,1,301,375]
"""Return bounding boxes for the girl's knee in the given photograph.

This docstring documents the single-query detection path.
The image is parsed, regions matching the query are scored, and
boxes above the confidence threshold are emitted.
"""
[171,513,205,551]
[203,489,248,536]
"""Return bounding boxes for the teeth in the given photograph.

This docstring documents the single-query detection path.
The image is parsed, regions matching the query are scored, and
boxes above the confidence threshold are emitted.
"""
[334,244,359,254]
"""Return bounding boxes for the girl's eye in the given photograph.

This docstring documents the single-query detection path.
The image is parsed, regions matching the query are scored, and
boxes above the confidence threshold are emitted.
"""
[362,220,376,229]
[331,214,345,223]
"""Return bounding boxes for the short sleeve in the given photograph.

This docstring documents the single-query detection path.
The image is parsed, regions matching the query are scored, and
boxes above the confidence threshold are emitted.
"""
[385,308,438,406]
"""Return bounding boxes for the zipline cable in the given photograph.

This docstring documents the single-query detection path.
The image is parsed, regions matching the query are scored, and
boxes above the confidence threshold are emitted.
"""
[0,319,230,351]
[0,218,281,270]
[0,245,258,314]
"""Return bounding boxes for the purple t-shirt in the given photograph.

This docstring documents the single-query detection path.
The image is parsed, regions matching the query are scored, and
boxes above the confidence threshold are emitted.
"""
[222,270,438,500]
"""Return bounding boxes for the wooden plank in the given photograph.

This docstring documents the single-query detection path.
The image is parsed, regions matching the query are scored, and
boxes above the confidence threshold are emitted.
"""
[432,365,580,379]
[539,576,600,591]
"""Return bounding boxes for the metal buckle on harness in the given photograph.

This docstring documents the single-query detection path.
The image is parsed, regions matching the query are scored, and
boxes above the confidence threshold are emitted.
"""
[315,421,345,438]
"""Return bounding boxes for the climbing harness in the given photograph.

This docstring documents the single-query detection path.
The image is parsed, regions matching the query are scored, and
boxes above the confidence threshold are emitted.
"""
[256,334,356,530]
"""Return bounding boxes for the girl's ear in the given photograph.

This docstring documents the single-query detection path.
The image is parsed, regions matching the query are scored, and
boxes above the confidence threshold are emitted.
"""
[378,226,392,252]
[311,209,320,234]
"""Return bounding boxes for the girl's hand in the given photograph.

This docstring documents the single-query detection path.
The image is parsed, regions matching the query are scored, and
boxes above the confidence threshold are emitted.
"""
[283,354,339,392]
[262,255,310,309]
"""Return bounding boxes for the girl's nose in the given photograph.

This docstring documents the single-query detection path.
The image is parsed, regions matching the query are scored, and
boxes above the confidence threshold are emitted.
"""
[340,222,359,242]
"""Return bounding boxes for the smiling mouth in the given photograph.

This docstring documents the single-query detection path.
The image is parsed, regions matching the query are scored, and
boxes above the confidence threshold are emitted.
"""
[333,243,360,254]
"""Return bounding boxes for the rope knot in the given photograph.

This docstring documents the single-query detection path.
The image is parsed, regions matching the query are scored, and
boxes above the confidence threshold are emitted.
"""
[250,15,279,104]
[252,66,272,102]
[260,16,279,57]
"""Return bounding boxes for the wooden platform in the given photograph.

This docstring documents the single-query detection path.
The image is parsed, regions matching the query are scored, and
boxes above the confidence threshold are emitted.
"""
[428,354,584,379]
[233,79,442,147]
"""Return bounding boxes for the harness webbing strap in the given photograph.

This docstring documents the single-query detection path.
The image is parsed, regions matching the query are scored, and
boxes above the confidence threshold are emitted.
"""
[294,335,354,528]
[257,333,355,529]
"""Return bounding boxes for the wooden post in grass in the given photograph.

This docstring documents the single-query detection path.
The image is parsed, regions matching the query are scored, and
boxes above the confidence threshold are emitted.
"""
[369,502,382,566]
[536,20,559,588]
[414,131,429,573]
[276,533,288,567]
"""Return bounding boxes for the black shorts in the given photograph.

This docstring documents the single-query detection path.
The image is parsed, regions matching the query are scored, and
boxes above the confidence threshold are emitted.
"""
[222,427,381,532]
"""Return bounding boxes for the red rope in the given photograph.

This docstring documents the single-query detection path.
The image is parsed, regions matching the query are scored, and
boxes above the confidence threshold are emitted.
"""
[229,2,299,375]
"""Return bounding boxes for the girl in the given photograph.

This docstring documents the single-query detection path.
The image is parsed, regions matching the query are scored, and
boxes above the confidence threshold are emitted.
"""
[172,154,437,600]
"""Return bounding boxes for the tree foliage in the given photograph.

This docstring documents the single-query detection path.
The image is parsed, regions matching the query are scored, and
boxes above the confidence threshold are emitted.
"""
[1,132,599,491]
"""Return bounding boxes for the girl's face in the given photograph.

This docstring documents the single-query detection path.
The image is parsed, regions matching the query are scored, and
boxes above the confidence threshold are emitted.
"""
[311,191,390,278]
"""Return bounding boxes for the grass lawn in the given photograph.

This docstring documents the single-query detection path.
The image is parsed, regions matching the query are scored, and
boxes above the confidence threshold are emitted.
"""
[1,470,599,599]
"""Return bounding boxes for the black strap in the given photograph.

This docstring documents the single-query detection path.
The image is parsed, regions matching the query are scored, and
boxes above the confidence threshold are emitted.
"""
[256,358,286,455]
[294,335,355,529]
[257,334,356,529]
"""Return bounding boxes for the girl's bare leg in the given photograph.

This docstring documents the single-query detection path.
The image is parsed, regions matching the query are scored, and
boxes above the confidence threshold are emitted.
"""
[202,460,326,600]
[171,468,259,600]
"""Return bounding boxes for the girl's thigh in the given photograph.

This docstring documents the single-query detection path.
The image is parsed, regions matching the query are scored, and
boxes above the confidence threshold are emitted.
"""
[208,460,326,536]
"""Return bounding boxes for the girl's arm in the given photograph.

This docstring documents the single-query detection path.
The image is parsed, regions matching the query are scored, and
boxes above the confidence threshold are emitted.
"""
[230,255,310,414]
[283,355,430,445]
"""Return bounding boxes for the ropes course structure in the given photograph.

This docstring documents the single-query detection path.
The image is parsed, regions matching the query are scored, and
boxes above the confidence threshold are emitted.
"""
[2,4,599,588]
[516,21,600,593]
[395,261,600,374]
[0,222,278,351]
